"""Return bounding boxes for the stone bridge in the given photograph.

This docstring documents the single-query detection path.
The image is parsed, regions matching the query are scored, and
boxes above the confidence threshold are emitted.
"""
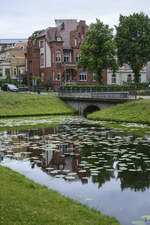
[59,89,130,116]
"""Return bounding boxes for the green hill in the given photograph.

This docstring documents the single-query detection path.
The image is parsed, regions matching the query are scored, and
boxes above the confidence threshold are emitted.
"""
[0,92,75,117]
[88,99,150,124]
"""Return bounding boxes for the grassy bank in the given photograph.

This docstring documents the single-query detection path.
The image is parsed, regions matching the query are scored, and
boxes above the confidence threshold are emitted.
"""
[0,166,120,225]
[0,115,68,131]
[0,92,75,117]
[88,99,150,124]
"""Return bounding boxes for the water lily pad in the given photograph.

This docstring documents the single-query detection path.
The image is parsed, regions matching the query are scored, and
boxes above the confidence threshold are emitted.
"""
[68,172,77,176]
[79,170,86,173]
[85,198,93,201]
[55,175,65,178]
[132,221,146,225]
[65,176,75,180]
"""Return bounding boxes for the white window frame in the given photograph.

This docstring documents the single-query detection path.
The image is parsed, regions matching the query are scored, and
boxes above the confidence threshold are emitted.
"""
[127,74,132,83]
[80,71,87,81]
[76,53,80,62]
[41,72,44,82]
[111,74,116,84]
[57,72,61,81]
[64,52,70,63]
[40,40,44,48]
[40,53,44,66]
[56,51,61,63]
[93,72,96,81]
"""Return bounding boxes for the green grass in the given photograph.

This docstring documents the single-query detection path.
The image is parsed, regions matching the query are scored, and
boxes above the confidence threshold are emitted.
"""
[0,92,75,117]
[0,115,67,131]
[88,99,150,124]
[0,166,120,225]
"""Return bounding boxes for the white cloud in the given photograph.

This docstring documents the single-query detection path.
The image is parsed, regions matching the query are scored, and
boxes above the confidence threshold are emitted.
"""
[0,0,150,38]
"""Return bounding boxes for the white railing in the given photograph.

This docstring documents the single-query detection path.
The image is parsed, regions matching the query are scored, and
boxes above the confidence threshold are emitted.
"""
[59,90,129,99]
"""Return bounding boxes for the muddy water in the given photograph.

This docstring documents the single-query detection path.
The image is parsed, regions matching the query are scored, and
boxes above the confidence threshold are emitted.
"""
[0,117,150,225]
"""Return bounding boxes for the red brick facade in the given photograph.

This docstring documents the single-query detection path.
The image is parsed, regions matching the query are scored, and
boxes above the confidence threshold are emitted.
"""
[26,19,107,89]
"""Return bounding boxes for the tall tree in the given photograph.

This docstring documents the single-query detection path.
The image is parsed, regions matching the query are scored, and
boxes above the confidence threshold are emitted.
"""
[78,19,118,83]
[116,12,150,83]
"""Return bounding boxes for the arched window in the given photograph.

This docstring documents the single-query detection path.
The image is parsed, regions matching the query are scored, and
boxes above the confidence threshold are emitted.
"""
[127,74,132,83]
[80,71,87,81]
[56,51,61,63]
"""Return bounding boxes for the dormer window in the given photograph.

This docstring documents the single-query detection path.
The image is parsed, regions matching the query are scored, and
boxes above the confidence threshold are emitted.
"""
[56,36,62,42]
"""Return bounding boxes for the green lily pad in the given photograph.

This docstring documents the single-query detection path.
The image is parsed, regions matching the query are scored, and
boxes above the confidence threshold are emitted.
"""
[85,198,93,201]
[132,221,146,225]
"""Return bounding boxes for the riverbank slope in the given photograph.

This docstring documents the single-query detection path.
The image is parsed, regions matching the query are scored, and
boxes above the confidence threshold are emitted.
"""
[0,92,75,117]
[88,99,150,124]
[88,99,150,136]
[0,166,120,225]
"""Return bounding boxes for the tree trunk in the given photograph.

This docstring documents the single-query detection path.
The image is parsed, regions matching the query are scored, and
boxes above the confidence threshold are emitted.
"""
[134,69,141,83]
[97,69,102,83]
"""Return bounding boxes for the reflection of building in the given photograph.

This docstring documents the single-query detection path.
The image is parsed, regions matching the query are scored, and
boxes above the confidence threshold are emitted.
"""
[26,19,107,89]
[0,41,27,81]
[107,64,148,84]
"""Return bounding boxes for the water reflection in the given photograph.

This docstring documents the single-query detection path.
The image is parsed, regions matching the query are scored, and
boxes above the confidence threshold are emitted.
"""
[1,119,150,225]
[1,123,150,191]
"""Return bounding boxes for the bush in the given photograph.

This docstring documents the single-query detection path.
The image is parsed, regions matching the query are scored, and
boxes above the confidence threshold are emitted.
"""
[60,83,149,91]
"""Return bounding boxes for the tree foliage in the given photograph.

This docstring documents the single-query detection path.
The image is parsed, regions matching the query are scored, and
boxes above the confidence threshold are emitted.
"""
[31,30,45,40]
[116,12,150,83]
[78,19,118,83]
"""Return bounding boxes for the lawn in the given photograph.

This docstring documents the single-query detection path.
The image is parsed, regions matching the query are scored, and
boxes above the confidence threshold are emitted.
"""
[0,92,75,117]
[0,166,120,225]
[88,99,150,124]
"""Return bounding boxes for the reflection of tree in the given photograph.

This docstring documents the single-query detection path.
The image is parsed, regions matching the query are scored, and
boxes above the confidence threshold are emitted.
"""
[3,123,150,192]
[93,170,114,189]
[117,142,150,192]
[81,146,115,188]
[118,171,150,192]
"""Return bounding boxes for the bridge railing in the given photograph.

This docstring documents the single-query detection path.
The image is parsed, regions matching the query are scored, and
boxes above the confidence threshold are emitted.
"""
[59,89,129,99]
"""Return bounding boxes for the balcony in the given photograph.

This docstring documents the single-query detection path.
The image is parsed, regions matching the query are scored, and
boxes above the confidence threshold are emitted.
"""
[63,62,76,68]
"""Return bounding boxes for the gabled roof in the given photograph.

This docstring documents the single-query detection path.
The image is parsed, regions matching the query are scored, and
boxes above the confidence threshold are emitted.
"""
[38,20,79,49]
[57,20,78,49]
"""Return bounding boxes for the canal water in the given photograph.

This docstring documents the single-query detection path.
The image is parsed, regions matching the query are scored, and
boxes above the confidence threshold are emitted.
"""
[0,116,150,225]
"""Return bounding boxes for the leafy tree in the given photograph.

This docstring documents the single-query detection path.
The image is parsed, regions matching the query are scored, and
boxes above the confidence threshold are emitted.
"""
[116,12,150,83]
[5,72,12,83]
[32,76,41,87]
[22,72,27,85]
[31,30,45,40]
[78,19,118,83]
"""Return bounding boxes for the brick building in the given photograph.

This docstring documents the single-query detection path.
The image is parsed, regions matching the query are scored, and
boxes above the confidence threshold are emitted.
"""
[26,19,106,89]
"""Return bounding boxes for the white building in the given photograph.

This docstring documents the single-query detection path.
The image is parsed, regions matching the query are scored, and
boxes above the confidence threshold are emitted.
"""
[107,64,148,85]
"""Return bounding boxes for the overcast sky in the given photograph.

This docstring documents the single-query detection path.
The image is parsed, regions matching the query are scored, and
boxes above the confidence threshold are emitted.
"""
[1,0,150,39]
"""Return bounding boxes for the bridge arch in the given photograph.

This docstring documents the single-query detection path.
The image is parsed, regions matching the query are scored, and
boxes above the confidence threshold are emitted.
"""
[83,104,100,117]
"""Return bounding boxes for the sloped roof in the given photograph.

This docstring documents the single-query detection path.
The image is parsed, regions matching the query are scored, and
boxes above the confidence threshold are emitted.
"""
[43,20,78,49]
[57,20,78,49]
